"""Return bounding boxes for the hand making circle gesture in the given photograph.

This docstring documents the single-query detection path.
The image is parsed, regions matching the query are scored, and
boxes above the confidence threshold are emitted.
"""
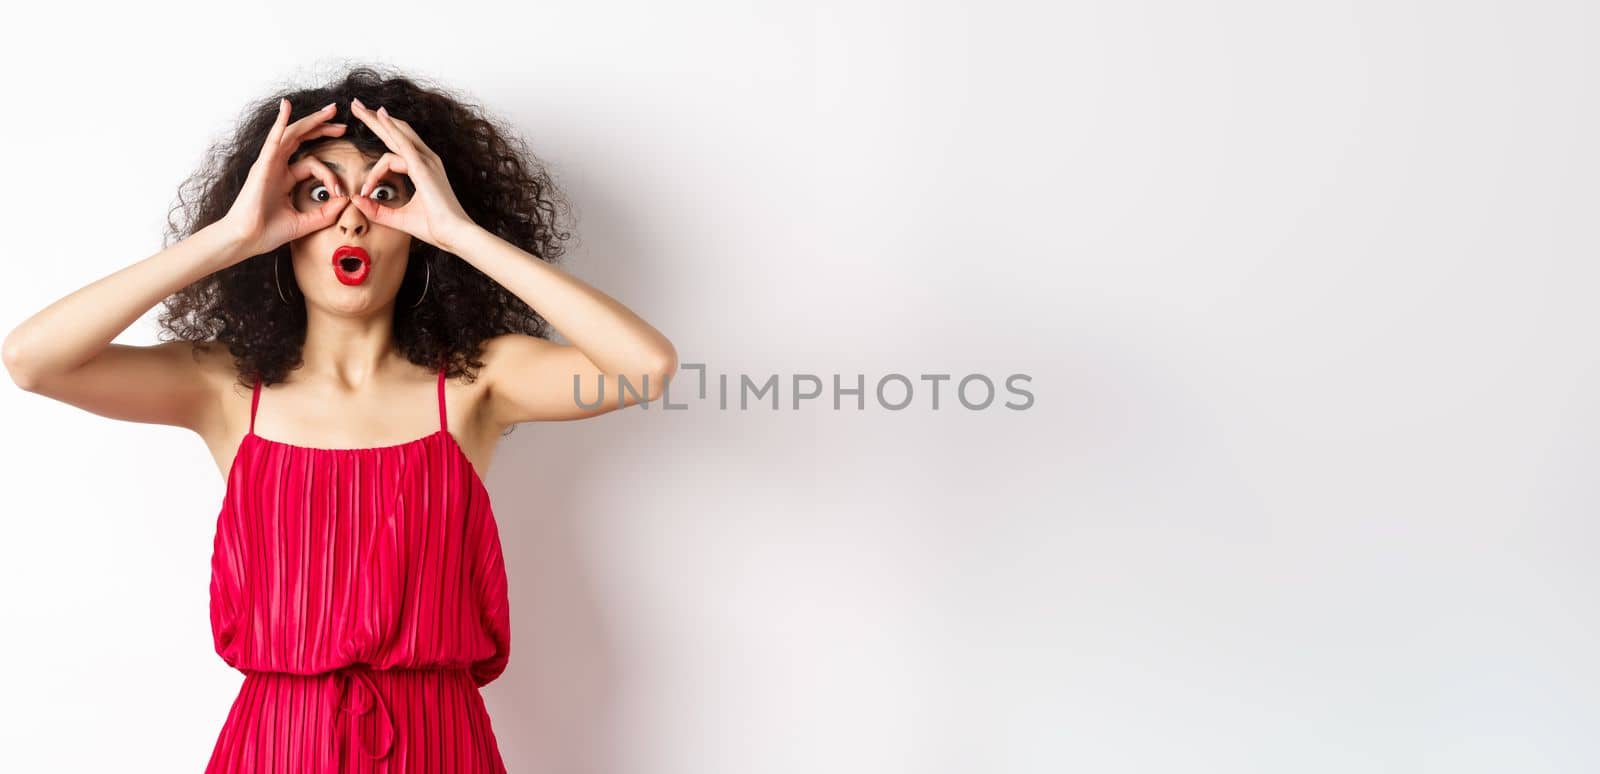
[346,97,476,251]
[218,99,351,259]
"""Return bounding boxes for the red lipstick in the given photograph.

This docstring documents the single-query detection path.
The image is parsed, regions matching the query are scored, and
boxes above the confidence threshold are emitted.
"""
[331,245,371,285]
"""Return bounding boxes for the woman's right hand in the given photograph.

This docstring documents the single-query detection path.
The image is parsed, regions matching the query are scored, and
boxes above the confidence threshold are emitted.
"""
[216,99,350,260]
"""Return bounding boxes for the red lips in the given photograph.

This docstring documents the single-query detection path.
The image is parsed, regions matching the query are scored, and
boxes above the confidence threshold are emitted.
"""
[331,245,371,285]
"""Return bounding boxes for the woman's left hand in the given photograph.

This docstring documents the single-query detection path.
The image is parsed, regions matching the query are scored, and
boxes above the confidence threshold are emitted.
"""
[347,97,477,251]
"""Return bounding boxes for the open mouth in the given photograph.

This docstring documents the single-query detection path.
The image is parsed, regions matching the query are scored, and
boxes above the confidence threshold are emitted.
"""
[331,245,371,285]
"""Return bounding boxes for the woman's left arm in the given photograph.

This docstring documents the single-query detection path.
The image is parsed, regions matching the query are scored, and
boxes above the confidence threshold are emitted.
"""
[345,98,677,424]
[444,222,679,423]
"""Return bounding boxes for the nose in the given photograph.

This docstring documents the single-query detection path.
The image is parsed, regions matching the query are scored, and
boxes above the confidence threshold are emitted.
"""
[335,190,369,237]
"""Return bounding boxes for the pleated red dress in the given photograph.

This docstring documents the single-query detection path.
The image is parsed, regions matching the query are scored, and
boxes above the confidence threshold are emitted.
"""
[205,366,512,773]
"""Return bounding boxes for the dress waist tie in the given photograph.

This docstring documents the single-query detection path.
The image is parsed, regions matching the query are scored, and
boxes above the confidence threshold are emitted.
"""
[334,664,395,760]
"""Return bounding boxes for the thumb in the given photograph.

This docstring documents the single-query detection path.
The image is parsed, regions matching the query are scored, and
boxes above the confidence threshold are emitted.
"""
[318,194,350,223]
[351,195,394,227]
[295,196,347,235]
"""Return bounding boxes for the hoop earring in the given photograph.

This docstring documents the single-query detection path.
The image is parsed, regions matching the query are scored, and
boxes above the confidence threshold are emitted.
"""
[274,253,294,305]
[411,261,431,308]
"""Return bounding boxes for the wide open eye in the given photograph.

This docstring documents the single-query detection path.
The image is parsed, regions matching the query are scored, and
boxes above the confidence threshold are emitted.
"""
[369,183,401,203]
[307,183,334,203]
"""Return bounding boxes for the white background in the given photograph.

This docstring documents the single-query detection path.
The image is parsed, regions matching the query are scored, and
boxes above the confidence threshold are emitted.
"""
[2,1,1596,772]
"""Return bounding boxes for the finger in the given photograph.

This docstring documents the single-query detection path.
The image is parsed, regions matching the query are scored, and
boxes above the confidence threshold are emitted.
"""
[278,103,341,154]
[349,191,401,229]
[356,153,409,199]
[314,190,352,221]
[377,107,438,161]
[268,105,340,169]
[276,124,347,166]
[352,99,421,162]
[265,99,290,143]
[256,99,291,162]
[288,154,346,198]
[295,196,350,237]
[349,98,404,151]
[302,123,348,141]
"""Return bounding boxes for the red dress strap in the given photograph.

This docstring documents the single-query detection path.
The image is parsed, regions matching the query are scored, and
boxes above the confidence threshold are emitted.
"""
[250,374,261,435]
[437,364,448,434]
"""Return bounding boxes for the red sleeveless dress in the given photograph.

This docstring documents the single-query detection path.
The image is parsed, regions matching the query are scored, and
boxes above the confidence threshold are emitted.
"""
[205,366,512,773]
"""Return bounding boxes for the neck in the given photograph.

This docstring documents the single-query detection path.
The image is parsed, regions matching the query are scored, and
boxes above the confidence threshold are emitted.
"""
[298,305,401,388]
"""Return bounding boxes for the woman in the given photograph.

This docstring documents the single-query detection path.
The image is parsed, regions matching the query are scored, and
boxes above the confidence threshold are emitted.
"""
[2,65,677,772]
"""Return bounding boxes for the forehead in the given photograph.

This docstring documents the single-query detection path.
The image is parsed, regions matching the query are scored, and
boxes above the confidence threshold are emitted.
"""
[291,140,378,169]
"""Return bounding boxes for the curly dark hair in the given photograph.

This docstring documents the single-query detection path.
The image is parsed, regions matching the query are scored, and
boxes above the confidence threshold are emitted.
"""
[157,62,576,389]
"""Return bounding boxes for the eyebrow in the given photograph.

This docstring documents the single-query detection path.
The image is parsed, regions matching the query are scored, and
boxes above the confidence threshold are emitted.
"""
[299,157,407,191]
[319,159,377,173]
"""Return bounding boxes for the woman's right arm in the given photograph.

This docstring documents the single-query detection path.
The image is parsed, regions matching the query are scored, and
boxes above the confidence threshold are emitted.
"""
[2,98,351,438]
[1,223,249,434]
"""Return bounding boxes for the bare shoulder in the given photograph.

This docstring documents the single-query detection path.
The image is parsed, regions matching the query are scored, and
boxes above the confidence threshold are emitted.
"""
[186,340,250,395]
[475,332,565,390]
[474,332,558,414]
[185,339,243,377]
[477,331,604,425]
[182,341,253,445]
